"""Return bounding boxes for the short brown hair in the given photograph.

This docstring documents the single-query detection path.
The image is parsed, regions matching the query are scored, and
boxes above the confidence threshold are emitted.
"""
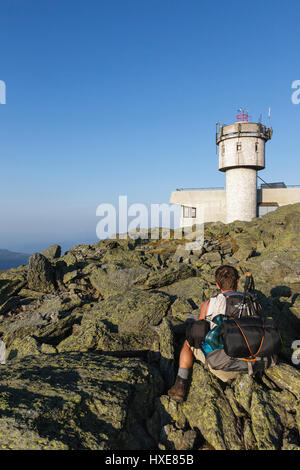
[215,265,239,291]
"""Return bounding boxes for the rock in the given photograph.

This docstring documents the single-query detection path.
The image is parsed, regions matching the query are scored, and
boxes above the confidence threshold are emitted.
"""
[173,245,192,263]
[243,419,257,450]
[143,264,195,290]
[27,253,56,293]
[264,363,300,399]
[60,251,78,267]
[232,374,255,414]
[260,259,291,281]
[220,240,233,256]
[231,234,256,261]
[41,244,61,260]
[18,288,45,299]
[182,363,243,450]
[40,343,57,354]
[200,251,222,267]
[250,388,284,450]
[149,318,175,390]
[0,267,27,306]
[89,265,150,298]
[63,270,79,284]
[159,277,211,308]
[57,290,171,353]
[157,395,187,430]
[0,352,164,450]
[161,425,197,450]
[0,296,20,315]
[7,335,40,360]
[170,297,194,321]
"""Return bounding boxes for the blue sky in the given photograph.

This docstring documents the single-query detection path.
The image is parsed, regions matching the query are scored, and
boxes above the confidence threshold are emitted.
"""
[1,0,300,253]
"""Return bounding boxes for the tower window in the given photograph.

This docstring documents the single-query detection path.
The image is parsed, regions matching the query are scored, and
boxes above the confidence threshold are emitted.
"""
[182,206,197,218]
[237,143,242,151]
[222,144,225,155]
[255,142,259,152]
[183,206,189,218]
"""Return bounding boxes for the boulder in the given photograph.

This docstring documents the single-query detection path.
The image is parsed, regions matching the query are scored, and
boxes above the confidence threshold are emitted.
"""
[27,253,56,293]
[142,264,195,290]
[250,388,284,450]
[89,265,150,298]
[182,363,243,450]
[0,267,27,306]
[0,352,163,450]
[41,244,61,260]
[56,289,171,353]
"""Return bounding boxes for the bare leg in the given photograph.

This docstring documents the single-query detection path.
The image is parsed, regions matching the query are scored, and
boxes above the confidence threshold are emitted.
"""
[179,340,194,370]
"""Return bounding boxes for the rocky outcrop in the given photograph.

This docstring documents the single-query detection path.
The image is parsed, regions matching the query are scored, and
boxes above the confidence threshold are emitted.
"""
[27,253,57,293]
[0,352,163,450]
[0,203,299,449]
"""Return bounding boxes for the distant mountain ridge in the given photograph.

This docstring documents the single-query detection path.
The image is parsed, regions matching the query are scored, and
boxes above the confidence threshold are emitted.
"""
[0,249,30,270]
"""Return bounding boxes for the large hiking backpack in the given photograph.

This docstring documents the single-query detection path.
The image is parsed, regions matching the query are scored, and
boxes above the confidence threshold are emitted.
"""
[200,273,281,375]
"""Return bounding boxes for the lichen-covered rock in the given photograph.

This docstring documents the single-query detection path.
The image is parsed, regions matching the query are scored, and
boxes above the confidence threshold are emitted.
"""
[7,335,40,360]
[0,266,27,306]
[27,253,56,293]
[243,419,257,450]
[41,244,61,260]
[232,374,256,414]
[264,363,300,399]
[98,289,171,335]
[170,297,194,321]
[182,363,243,450]
[149,318,175,389]
[159,276,211,307]
[142,264,195,290]
[250,388,284,450]
[0,295,83,356]
[0,352,164,450]
[89,265,150,298]
[56,290,171,354]
[161,424,197,450]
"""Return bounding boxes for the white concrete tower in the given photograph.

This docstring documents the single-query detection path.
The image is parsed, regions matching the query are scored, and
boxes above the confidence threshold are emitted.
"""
[216,109,272,223]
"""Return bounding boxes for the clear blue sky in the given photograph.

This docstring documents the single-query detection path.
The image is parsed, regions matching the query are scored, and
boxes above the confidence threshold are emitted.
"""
[1,0,300,253]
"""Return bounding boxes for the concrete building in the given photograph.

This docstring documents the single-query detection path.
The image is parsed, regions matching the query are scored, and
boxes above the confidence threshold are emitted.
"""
[170,110,300,225]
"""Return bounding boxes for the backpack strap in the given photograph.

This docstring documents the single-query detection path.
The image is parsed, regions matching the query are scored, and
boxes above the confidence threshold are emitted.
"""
[199,299,210,320]
[233,318,265,359]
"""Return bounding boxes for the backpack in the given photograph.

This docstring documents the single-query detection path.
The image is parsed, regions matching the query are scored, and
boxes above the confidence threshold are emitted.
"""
[200,274,281,375]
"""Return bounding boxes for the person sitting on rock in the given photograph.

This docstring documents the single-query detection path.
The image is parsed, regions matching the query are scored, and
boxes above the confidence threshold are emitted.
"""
[168,265,241,403]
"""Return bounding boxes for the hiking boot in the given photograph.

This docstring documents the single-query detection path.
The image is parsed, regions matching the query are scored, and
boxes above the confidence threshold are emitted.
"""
[167,377,186,403]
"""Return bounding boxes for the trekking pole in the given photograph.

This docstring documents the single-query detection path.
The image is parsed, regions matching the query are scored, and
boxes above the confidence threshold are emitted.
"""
[245,272,258,316]
[241,272,254,317]
[244,272,253,293]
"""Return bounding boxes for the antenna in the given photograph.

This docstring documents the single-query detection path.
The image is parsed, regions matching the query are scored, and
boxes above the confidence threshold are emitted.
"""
[268,107,271,127]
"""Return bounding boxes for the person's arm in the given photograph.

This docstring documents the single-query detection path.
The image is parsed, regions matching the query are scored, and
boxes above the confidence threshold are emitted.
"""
[198,299,210,320]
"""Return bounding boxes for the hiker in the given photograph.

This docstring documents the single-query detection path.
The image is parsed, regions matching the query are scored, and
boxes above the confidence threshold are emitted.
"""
[168,265,241,402]
[168,265,280,403]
